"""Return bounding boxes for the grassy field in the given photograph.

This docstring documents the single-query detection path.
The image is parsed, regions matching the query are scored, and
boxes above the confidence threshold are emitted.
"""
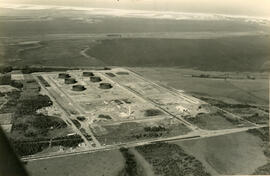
[175,131,267,175]
[1,35,270,73]
[0,39,104,67]
[131,67,269,105]
[87,36,270,72]
[26,150,125,176]
[91,119,191,145]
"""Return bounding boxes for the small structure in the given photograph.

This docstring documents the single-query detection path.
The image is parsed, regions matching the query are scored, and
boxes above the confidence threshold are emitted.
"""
[116,72,129,75]
[99,83,112,89]
[64,78,77,84]
[82,72,94,77]
[90,76,102,82]
[176,105,188,113]
[105,73,116,77]
[72,85,86,91]
[11,71,24,81]
[58,73,70,79]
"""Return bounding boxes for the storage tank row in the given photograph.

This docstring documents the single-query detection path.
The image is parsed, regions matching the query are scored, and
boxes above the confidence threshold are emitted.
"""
[58,72,113,92]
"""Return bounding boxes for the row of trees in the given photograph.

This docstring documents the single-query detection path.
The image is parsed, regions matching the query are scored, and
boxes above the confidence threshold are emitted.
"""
[120,148,138,176]
[10,135,84,156]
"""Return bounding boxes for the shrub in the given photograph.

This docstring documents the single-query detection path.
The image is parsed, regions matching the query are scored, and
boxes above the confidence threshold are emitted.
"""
[0,66,12,74]
[17,95,53,115]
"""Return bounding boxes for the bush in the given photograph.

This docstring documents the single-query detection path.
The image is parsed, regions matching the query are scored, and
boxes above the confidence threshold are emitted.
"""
[120,148,138,176]
[32,114,67,129]
[10,140,49,157]
[144,109,163,116]
[0,66,12,74]
[51,135,83,148]
[12,123,29,131]
[24,130,37,137]
[98,114,112,120]
[10,80,23,89]
[0,74,11,85]
[71,119,81,128]
[17,95,53,115]
[77,116,86,121]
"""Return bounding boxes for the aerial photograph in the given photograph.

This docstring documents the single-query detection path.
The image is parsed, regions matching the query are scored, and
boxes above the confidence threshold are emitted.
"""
[0,0,269,176]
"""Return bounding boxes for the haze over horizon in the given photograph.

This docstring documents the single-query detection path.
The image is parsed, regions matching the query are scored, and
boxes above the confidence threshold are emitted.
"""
[0,0,270,18]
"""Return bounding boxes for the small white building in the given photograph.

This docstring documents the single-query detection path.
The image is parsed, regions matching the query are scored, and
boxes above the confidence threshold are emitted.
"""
[176,105,188,113]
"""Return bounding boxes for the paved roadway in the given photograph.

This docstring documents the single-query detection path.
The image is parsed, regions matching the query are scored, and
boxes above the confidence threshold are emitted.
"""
[44,75,101,147]
[33,75,93,148]
[21,124,266,162]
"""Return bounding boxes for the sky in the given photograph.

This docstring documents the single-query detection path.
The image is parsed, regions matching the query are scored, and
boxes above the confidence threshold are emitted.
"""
[0,0,270,17]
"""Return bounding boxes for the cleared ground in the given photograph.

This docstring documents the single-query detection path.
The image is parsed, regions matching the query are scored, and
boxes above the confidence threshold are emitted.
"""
[26,150,125,176]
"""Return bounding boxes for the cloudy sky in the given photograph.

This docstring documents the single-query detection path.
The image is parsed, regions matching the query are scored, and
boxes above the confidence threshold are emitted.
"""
[0,0,270,17]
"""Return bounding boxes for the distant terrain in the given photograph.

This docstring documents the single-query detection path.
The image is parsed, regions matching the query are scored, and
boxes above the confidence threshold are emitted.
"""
[87,36,270,72]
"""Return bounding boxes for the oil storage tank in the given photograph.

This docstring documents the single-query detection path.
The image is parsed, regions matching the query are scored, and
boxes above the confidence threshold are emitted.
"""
[82,72,94,77]
[72,85,86,91]
[99,83,113,89]
[65,78,77,84]
[90,76,102,82]
[58,73,70,79]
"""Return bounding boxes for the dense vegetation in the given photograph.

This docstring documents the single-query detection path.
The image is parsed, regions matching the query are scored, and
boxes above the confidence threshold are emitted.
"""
[120,148,138,176]
[0,65,12,74]
[10,135,83,156]
[0,78,78,156]
[144,109,163,117]
[16,95,53,115]
[250,127,270,175]
[136,143,211,176]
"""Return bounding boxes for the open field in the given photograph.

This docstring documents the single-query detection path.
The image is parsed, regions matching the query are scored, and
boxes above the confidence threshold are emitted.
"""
[91,119,191,145]
[26,149,125,176]
[175,131,267,175]
[87,36,270,72]
[130,67,269,105]
[0,39,104,67]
